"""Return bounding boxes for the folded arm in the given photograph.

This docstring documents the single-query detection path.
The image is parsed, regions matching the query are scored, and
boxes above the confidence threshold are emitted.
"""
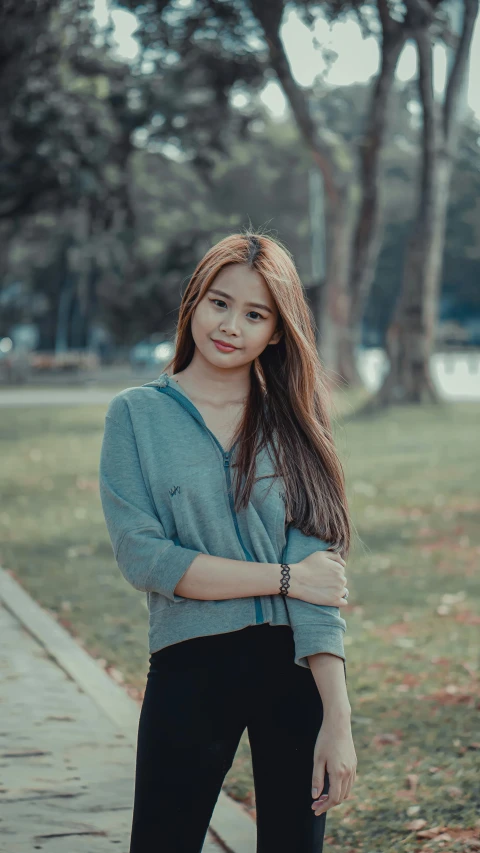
[282,524,348,678]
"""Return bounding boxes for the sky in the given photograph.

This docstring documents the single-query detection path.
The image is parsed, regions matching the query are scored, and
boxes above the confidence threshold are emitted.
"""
[93,0,480,122]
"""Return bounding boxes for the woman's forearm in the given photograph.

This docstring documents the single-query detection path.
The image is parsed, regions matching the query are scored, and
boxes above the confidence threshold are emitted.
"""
[174,552,288,600]
[308,653,352,721]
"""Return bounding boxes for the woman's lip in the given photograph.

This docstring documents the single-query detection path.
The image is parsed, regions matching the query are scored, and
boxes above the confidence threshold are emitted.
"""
[212,340,238,351]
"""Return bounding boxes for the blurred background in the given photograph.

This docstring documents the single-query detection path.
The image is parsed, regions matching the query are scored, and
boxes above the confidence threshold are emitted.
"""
[0,0,479,850]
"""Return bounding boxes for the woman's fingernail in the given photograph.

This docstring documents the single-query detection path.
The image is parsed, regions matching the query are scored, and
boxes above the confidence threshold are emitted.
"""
[312,788,318,798]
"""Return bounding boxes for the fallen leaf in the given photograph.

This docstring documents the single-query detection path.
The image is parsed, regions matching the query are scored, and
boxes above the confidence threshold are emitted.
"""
[417,826,448,839]
[406,819,427,830]
[372,732,401,747]
[406,774,419,793]
[107,666,125,684]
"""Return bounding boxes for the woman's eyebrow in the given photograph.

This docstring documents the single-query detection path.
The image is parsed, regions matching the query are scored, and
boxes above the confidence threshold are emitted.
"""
[209,288,273,314]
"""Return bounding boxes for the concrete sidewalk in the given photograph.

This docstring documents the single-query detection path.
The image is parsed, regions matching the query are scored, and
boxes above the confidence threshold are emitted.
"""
[0,570,255,853]
[0,601,137,852]
[0,388,116,407]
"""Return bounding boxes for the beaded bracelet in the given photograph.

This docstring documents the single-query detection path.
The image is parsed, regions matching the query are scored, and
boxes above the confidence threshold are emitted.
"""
[279,563,291,596]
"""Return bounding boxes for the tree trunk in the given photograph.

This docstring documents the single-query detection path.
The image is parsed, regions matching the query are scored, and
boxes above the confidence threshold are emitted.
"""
[377,158,451,404]
[376,0,479,407]
[319,186,358,386]
[250,0,407,387]
[348,15,407,344]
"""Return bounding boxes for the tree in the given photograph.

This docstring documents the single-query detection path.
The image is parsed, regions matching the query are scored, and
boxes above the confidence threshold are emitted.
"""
[0,0,61,220]
[122,0,411,384]
[0,0,152,349]
[374,0,479,405]
[248,0,409,385]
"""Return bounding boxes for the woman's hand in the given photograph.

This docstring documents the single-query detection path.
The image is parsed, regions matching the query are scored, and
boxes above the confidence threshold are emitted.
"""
[311,716,357,817]
[290,550,348,607]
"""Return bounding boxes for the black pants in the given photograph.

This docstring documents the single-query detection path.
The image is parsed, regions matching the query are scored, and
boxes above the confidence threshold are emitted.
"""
[129,623,330,852]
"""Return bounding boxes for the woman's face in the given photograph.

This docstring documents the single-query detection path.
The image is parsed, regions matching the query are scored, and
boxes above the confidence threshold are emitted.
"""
[191,263,283,368]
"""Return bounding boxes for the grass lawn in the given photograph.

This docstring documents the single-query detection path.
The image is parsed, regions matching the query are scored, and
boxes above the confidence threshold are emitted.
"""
[1,391,479,852]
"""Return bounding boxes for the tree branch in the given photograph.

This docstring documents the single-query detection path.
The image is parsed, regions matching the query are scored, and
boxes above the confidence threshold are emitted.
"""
[350,6,407,322]
[248,0,341,206]
[443,0,479,144]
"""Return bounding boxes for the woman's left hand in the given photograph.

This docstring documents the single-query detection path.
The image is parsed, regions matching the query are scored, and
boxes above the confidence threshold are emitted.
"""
[311,717,357,816]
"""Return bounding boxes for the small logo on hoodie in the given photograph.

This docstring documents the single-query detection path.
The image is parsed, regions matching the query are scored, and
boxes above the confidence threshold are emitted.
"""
[169,485,181,496]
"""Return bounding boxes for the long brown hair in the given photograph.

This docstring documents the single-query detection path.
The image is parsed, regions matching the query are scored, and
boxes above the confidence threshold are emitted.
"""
[165,228,351,557]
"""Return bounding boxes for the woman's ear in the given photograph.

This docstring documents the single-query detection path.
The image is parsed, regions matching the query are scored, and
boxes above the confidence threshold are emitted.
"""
[269,328,283,346]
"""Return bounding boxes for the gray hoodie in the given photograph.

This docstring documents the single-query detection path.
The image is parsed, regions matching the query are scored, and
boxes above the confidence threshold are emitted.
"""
[99,371,347,673]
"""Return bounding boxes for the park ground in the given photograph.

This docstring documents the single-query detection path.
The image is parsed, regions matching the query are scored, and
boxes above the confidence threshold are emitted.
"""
[0,388,479,853]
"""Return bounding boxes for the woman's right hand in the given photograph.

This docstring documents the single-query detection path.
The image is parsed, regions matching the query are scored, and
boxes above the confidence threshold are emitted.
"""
[290,550,348,607]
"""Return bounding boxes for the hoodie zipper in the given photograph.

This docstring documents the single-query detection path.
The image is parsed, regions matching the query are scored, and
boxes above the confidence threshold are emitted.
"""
[148,379,265,625]
[223,451,264,625]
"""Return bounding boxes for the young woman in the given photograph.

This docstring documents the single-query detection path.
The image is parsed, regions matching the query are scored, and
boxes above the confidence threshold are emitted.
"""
[99,230,357,852]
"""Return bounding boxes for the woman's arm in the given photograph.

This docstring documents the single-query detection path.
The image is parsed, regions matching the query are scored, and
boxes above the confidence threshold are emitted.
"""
[308,653,356,818]
[280,524,348,671]
[175,553,287,600]
[308,653,351,718]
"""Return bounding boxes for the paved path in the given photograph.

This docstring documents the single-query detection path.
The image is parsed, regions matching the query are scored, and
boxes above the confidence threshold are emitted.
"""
[0,389,116,408]
[0,602,223,853]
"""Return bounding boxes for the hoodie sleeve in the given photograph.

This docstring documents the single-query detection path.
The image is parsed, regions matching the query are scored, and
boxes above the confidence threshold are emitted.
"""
[281,525,347,676]
[99,395,203,602]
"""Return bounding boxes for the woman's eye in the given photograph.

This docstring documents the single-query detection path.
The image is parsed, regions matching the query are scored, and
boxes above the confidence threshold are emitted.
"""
[210,300,263,321]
